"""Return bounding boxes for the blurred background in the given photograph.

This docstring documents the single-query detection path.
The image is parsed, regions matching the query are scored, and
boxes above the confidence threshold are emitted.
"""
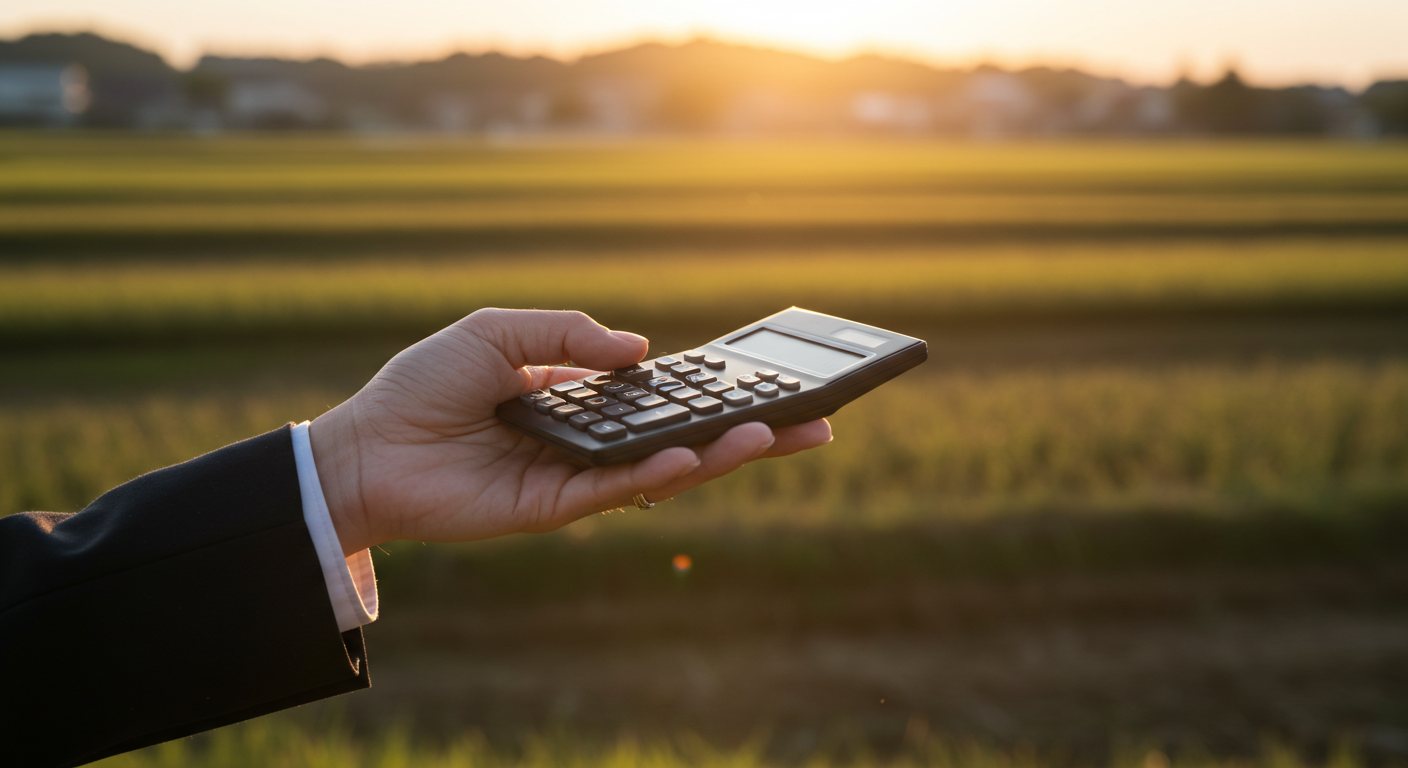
[2,2,1407,766]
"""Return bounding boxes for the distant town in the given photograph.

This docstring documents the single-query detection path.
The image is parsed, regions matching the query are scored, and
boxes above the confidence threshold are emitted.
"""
[2,31,1406,136]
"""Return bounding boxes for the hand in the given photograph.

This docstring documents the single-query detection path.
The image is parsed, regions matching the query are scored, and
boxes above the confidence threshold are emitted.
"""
[309,309,833,556]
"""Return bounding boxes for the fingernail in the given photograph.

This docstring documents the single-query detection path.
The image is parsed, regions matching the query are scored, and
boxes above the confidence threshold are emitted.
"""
[673,451,702,477]
[610,330,648,345]
[750,435,776,460]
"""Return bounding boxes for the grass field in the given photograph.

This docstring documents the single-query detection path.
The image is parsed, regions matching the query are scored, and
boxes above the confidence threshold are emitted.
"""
[7,133,1408,758]
[93,715,1367,768]
[7,361,1407,528]
[2,238,1408,347]
[4,136,1407,259]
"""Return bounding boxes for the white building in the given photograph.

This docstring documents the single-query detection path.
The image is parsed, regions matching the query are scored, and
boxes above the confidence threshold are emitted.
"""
[227,80,324,126]
[0,64,88,125]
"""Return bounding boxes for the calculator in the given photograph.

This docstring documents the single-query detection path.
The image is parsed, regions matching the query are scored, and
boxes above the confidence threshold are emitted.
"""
[496,307,927,466]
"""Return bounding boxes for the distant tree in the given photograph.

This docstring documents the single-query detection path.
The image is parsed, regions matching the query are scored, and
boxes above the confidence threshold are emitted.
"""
[1364,81,1408,134]
[1176,69,1264,133]
[181,70,228,110]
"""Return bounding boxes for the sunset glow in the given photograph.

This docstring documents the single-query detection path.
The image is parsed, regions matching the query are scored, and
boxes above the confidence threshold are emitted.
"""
[4,0,1408,87]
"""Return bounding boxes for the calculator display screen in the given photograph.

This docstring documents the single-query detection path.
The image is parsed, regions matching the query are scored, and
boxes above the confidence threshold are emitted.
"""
[726,328,865,376]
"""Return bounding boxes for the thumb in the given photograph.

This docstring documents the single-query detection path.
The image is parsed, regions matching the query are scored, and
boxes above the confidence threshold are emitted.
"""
[458,308,648,397]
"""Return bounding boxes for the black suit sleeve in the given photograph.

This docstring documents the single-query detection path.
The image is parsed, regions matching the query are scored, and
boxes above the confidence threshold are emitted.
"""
[0,425,370,768]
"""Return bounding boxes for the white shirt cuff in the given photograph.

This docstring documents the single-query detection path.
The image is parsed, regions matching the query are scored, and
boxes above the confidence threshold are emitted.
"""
[290,420,378,633]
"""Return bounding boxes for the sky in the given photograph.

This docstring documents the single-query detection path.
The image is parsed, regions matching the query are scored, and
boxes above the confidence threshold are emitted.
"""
[4,0,1408,89]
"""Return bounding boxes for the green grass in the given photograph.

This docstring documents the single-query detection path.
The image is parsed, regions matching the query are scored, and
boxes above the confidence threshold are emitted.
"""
[92,716,1366,768]
[8,135,1408,201]
[7,361,1405,526]
[4,136,1408,257]
[2,238,1406,347]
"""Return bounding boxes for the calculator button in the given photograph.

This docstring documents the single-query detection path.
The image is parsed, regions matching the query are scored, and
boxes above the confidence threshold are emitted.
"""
[551,404,585,421]
[601,381,632,395]
[654,356,681,371]
[754,382,780,398]
[520,390,551,407]
[583,396,619,411]
[645,376,675,392]
[617,388,649,403]
[633,394,669,410]
[565,388,598,405]
[588,421,628,441]
[736,375,761,390]
[656,380,685,395]
[670,363,701,379]
[721,390,753,406]
[534,396,566,414]
[775,375,801,391]
[703,355,726,370]
[684,372,716,387]
[582,374,614,392]
[600,403,637,419]
[666,387,702,404]
[613,365,653,383]
[549,382,582,397]
[682,350,706,364]
[754,369,780,382]
[702,381,734,397]
[569,411,604,430]
[622,403,690,432]
[688,396,723,414]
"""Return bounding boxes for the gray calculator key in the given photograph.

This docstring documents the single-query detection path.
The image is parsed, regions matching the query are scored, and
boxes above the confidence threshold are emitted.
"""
[622,403,690,432]
[549,382,582,396]
[601,381,632,395]
[656,381,685,396]
[618,388,649,402]
[569,411,604,430]
[666,387,702,404]
[552,404,585,421]
[775,375,801,391]
[736,375,761,390]
[755,369,780,382]
[685,372,716,386]
[600,403,637,419]
[582,374,614,392]
[670,363,701,379]
[565,388,597,405]
[687,396,723,414]
[721,390,753,406]
[754,382,780,398]
[588,421,628,441]
[654,356,681,371]
[703,355,726,370]
[702,381,734,397]
[683,350,706,364]
[534,396,566,414]
[613,365,653,383]
[583,395,619,411]
[520,390,551,407]
[645,376,675,392]
[633,394,669,410]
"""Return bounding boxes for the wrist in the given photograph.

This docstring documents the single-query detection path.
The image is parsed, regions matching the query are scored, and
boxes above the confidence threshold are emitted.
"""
[309,403,374,557]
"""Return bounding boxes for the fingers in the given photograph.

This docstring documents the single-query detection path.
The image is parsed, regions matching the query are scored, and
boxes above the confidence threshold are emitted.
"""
[552,446,702,524]
[760,418,833,458]
[462,309,647,391]
[644,422,777,499]
[542,419,833,531]
[520,366,599,394]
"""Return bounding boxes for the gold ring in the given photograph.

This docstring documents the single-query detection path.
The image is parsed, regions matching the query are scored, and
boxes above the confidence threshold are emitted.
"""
[632,493,656,510]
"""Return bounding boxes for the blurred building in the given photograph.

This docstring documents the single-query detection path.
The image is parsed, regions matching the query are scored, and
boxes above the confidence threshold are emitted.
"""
[2,31,1405,137]
[0,64,88,125]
